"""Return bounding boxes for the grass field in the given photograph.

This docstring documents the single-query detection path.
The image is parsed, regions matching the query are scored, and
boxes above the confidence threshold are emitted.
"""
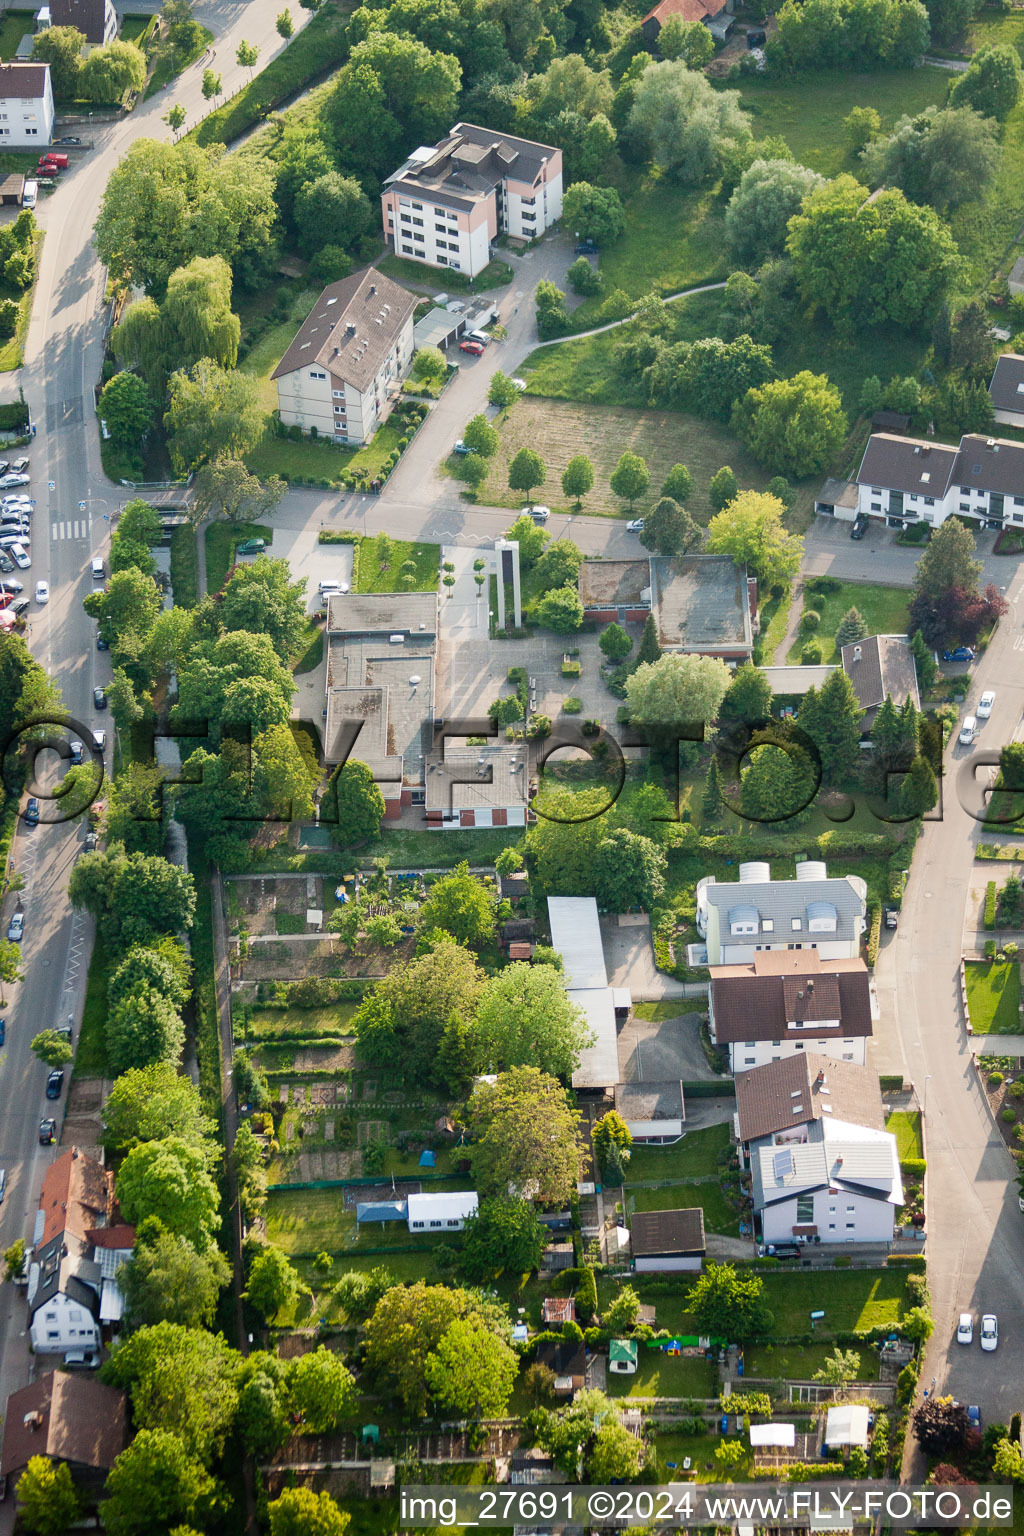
[743,1339,880,1381]
[204,520,274,596]
[74,934,110,1081]
[628,1179,739,1235]
[964,960,1023,1034]
[787,580,911,663]
[356,535,438,593]
[239,312,312,413]
[376,253,514,293]
[758,1267,910,1335]
[886,1109,924,1162]
[478,396,811,523]
[245,421,404,486]
[0,9,33,58]
[650,1431,743,1482]
[731,67,951,179]
[627,1123,730,1183]
[606,1348,717,1399]
[244,1003,358,1038]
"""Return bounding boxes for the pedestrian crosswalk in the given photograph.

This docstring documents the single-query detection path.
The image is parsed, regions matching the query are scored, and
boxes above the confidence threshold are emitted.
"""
[51,517,91,541]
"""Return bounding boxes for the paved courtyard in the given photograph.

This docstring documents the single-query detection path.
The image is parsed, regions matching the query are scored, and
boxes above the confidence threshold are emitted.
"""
[236,527,354,613]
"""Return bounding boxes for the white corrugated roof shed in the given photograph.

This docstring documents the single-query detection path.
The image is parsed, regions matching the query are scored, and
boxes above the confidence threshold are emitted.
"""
[570,987,619,1090]
[406,1191,478,1226]
[825,1405,870,1447]
[749,1423,796,1447]
[547,897,608,990]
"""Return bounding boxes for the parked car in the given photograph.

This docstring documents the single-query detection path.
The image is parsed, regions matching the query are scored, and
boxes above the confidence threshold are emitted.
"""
[944,646,975,662]
[959,715,977,746]
[574,237,598,255]
[96,631,109,650]
[459,339,485,356]
[84,830,98,851]
[90,556,104,579]
[69,740,84,764]
[46,1069,65,1100]
[63,1351,101,1370]
[0,1018,5,1045]
[626,518,644,533]
[884,906,898,930]
[24,797,39,825]
[93,686,107,709]
[0,580,23,595]
[56,136,82,146]
[7,912,24,942]
[759,1242,802,1258]
[39,152,68,168]
[523,505,550,522]
[967,1406,982,1430]
[0,473,30,487]
[34,580,48,604]
[7,544,30,569]
[10,459,29,474]
[980,1314,998,1352]
[235,538,265,555]
[451,440,471,456]
[0,553,13,573]
[92,729,107,752]
[38,1117,56,1146]
[956,1313,974,1345]
[850,513,869,540]
[0,460,9,475]
[977,690,996,718]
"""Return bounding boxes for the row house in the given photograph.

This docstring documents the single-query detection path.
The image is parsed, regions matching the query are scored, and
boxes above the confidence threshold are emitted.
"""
[709,948,875,1073]
[843,432,1024,530]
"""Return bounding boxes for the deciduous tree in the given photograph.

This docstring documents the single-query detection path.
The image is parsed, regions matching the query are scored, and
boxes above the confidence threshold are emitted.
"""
[31,26,85,98]
[364,1282,510,1415]
[708,465,738,512]
[639,495,700,556]
[913,1396,970,1457]
[165,358,264,474]
[561,181,625,244]
[467,1066,587,1202]
[609,450,649,509]
[246,1245,301,1320]
[105,1323,240,1463]
[417,860,497,947]
[594,827,666,910]
[725,158,823,267]
[121,1226,230,1329]
[733,371,847,479]
[948,42,1023,120]
[627,61,751,185]
[562,453,595,506]
[219,556,306,653]
[116,1138,220,1252]
[99,372,155,447]
[535,583,584,633]
[103,1429,216,1536]
[508,447,546,503]
[13,1456,81,1536]
[80,38,147,101]
[294,172,372,257]
[625,653,731,738]
[322,758,385,846]
[463,413,499,457]
[425,1317,519,1417]
[461,1197,546,1280]
[688,1261,773,1338]
[269,1489,350,1536]
[706,490,802,590]
[472,967,593,1081]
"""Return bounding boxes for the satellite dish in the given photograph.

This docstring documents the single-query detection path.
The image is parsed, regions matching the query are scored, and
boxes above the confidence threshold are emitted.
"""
[409,674,422,684]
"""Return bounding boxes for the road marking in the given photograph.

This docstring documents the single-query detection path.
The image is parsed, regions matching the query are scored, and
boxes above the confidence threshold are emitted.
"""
[50,518,91,541]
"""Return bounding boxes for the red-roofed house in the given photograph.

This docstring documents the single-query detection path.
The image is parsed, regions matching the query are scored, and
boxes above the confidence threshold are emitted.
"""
[641,0,734,45]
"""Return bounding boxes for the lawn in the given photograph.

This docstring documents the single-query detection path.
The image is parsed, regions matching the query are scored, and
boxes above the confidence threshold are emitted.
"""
[249,824,526,872]
[564,180,729,331]
[964,960,1023,1034]
[170,523,199,607]
[626,1123,730,1183]
[239,313,310,413]
[0,229,42,373]
[144,21,213,97]
[650,1431,742,1483]
[478,396,812,524]
[356,535,438,593]
[742,1340,880,1382]
[756,586,793,665]
[243,1003,358,1038]
[73,933,110,1081]
[204,520,274,596]
[0,9,33,59]
[266,1186,458,1258]
[627,1179,740,1236]
[729,67,950,179]
[886,1110,924,1162]
[246,420,406,487]
[757,1268,910,1335]
[192,0,352,148]
[787,579,911,664]
[376,253,514,293]
[606,1348,717,1399]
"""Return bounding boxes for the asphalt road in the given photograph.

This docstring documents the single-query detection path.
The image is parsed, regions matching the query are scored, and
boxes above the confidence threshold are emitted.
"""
[0,0,315,1507]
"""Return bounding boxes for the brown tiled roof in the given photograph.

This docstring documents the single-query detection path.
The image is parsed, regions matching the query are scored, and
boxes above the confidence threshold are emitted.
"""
[643,0,719,26]
[541,1297,576,1324]
[989,354,1024,412]
[841,634,920,714]
[86,1224,135,1250]
[0,63,50,98]
[1,1374,127,1477]
[39,1148,111,1248]
[272,268,417,395]
[630,1208,706,1257]
[735,1055,885,1144]
[42,0,107,40]
[710,954,872,1044]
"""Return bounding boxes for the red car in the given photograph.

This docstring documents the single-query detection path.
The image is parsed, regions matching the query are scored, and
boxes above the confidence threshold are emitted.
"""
[459,339,485,356]
[40,152,69,168]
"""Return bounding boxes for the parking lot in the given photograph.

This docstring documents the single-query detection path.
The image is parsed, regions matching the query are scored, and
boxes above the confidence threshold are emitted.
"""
[234,525,354,612]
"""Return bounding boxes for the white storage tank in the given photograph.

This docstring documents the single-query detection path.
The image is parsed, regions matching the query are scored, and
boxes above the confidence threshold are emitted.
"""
[739,861,771,884]
[795,860,827,881]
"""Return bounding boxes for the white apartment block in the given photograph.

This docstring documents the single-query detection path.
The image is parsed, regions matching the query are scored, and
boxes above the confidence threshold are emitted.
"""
[272,268,416,445]
[0,63,54,147]
[382,122,563,279]
[696,860,867,967]
[821,431,1024,530]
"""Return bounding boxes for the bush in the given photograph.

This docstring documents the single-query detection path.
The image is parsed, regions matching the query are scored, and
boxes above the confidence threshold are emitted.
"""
[1010,1080,1024,1099]
[806,576,842,597]
[563,696,582,713]
[985,880,997,929]
[1001,1107,1016,1123]
[801,609,821,631]
[801,640,823,664]
[900,1157,927,1177]
[866,901,882,968]
[988,1071,1005,1086]
[879,1074,905,1092]
[985,939,997,959]
[575,1266,598,1323]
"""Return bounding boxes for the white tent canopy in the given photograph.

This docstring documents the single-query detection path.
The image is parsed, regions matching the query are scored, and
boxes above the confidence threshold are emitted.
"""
[749,1423,796,1447]
[824,1404,870,1448]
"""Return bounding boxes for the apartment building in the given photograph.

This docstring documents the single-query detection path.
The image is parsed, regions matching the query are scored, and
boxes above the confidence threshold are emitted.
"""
[37,0,118,44]
[696,859,868,966]
[709,949,874,1072]
[382,122,563,279]
[0,63,54,147]
[817,431,1024,529]
[272,268,416,445]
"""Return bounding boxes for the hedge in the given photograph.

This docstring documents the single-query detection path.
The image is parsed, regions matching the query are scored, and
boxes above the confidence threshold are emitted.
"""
[0,397,29,430]
[886,1254,926,1270]
[879,1074,904,1092]
[680,1079,735,1098]
[985,881,997,929]
[255,977,370,1006]
[900,1157,927,1178]
[866,900,882,968]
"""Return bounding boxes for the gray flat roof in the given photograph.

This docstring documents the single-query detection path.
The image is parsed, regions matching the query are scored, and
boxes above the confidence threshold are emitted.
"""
[649,555,752,653]
[547,897,607,990]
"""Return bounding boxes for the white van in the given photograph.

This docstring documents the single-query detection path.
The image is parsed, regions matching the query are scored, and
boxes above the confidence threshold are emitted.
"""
[23,180,37,209]
[318,579,349,598]
[959,715,977,746]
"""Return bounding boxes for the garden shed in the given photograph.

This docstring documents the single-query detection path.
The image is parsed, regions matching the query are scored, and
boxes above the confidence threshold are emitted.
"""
[824,1405,870,1449]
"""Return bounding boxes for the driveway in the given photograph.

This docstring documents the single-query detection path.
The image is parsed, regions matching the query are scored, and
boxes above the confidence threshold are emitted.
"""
[803,516,1012,593]
[236,524,354,613]
[616,1008,716,1083]
[603,914,709,1003]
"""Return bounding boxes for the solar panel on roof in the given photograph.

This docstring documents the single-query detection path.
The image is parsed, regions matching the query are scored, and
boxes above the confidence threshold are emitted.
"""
[774,1147,793,1179]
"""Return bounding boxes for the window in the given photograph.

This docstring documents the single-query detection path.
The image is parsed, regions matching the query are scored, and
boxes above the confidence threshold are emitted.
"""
[845,1221,856,1230]
[401,244,414,255]
[412,201,422,210]
[796,1194,815,1222]
[412,217,423,227]
[447,1219,460,1228]
[960,504,971,513]
[413,231,424,243]
[761,919,774,933]
[843,1053,854,1060]
[871,503,882,513]
[411,1220,424,1229]
[924,497,935,507]
[795,1042,804,1050]
[744,1056,756,1066]
[47,1329,60,1340]
[309,369,325,380]
[429,1220,441,1228]
[828,1222,836,1230]
[846,1204,855,1212]
[791,918,802,931]
[437,255,447,264]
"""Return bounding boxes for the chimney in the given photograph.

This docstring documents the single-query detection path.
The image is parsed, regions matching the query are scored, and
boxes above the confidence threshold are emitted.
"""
[24,1411,44,1430]
[853,645,862,662]
[816,1068,825,1085]
[807,979,814,992]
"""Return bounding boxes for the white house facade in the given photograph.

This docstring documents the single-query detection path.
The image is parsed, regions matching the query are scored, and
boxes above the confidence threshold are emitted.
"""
[382,123,563,279]
[406,1191,479,1232]
[0,64,54,147]
[754,1131,903,1246]
[697,861,867,967]
[709,950,873,1073]
[843,432,1024,530]
[272,269,416,446]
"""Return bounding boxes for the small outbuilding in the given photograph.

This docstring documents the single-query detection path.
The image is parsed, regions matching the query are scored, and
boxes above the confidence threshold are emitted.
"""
[824,1404,871,1450]
[630,1208,706,1272]
[749,1423,796,1448]
[406,1190,478,1231]
[609,1338,638,1375]
[541,1296,576,1326]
